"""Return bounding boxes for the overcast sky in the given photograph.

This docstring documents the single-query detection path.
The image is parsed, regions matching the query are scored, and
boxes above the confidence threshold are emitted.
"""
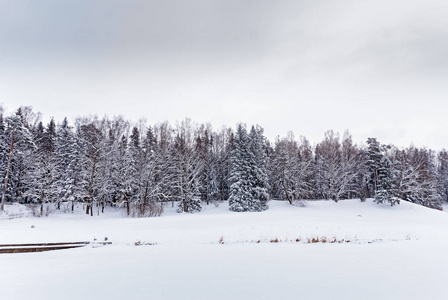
[1,0,447,148]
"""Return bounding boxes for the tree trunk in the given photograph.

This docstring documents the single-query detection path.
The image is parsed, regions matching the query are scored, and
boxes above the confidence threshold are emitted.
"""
[126,200,130,216]
[15,159,25,200]
[206,172,210,205]
[281,180,292,205]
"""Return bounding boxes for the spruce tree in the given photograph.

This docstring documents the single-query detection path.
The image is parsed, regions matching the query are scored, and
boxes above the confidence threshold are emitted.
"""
[367,138,399,206]
[25,119,59,215]
[229,124,253,211]
[55,117,81,212]
[1,110,36,210]
[248,125,269,211]
[229,124,268,212]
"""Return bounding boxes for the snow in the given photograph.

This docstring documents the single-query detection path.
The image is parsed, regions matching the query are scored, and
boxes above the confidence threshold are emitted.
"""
[1,199,448,299]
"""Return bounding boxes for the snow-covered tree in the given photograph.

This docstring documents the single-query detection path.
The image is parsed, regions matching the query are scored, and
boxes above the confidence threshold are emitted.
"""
[0,112,10,210]
[55,117,81,211]
[1,108,36,210]
[315,131,358,202]
[353,146,371,201]
[437,149,448,203]
[24,119,59,215]
[172,119,203,213]
[124,125,163,217]
[270,132,313,204]
[76,120,105,216]
[151,121,177,207]
[392,147,441,209]
[248,125,269,211]
[196,125,220,205]
[213,127,234,202]
[4,103,448,216]
[229,124,253,211]
[340,131,364,200]
[134,126,164,217]
[367,138,399,206]
[229,124,268,212]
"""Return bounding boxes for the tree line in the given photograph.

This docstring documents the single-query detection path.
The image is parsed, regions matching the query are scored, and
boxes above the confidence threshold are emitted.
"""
[1,106,447,216]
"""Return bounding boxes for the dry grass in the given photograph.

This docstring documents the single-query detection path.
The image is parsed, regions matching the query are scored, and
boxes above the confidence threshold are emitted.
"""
[134,241,157,246]
[220,236,355,245]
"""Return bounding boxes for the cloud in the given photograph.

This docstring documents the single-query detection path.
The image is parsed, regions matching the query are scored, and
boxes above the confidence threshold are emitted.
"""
[0,0,447,149]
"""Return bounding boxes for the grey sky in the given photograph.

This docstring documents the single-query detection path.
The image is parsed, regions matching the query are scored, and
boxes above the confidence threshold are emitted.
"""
[1,0,447,148]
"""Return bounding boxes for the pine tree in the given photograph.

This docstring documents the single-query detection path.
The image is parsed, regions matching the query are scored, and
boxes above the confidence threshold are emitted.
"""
[1,109,36,210]
[24,119,59,215]
[229,124,253,211]
[196,127,220,205]
[128,127,142,214]
[229,124,268,212]
[353,147,371,201]
[248,125,269,211]
[153,122,177,206]
[55,117,81,212]
[367,138,399,206]
[0,113,9,209]
[214,127,234,202]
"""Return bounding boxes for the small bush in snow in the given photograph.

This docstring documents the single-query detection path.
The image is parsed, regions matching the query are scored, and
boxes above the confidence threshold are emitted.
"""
[135,241,156,246]
[292,200,306,207]
[28,204,54,217]
[129,202,164,218]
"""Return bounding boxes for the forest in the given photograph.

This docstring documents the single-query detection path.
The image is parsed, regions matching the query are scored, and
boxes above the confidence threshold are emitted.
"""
[1,106,447,217]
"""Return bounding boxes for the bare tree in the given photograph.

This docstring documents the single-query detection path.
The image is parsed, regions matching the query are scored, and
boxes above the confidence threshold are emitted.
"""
[172,119,203,213]
[315,131,358,202]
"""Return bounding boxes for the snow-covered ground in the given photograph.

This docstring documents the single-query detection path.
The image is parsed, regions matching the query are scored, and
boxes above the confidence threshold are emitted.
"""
[1,199,448,300]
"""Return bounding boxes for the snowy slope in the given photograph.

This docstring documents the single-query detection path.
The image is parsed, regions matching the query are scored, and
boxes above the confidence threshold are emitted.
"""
[1,199,448,300]
[1,199,447,245]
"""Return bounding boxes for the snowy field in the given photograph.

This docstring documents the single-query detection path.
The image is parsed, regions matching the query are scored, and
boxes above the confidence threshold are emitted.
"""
[1,199,448,300]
